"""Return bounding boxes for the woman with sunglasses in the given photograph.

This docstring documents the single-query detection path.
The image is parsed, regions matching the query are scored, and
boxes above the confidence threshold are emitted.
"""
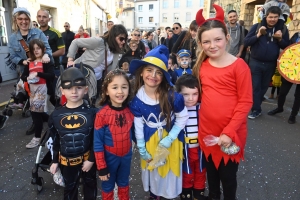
[67,24,128,98]
[32,21,39,28]
[167,22,183,51]
[126,28,146,57]
[171,20,198,68]
[8,7,52,75]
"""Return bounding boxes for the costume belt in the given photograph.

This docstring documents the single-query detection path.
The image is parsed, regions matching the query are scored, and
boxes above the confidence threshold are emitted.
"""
[59,151,90,166]
[184,136,198,144]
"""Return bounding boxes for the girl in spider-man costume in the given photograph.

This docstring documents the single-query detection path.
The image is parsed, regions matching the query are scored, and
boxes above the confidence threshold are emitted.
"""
[129,45,189,200]
[94,69,134,200]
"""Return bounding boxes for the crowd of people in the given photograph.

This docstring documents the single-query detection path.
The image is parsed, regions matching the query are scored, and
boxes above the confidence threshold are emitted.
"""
[0,2,299,200]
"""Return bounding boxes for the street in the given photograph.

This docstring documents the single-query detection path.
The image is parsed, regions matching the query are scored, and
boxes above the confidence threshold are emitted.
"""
[0,85,299,200]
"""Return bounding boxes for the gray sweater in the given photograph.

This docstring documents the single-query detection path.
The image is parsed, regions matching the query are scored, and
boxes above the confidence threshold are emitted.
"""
[67,37,119,73]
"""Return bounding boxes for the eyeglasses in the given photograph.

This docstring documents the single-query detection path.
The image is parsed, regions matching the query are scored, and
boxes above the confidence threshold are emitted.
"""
[33,24,38,27]
[133,34,140,37]
[172,27,180,30]
[64,26,69,27]
[119,37,126,42]
[17,18,29,22]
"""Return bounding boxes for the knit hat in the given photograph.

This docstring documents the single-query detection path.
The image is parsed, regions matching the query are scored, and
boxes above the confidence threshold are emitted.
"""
[129,45,172,85]
[12,7,31,17]
[177,49,191,58]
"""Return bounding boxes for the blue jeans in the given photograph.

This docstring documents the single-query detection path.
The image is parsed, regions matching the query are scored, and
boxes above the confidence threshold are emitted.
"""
[249,58,276,112]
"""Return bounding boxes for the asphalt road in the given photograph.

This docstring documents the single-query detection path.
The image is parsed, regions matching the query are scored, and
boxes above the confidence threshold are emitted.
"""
[0,86,299,200]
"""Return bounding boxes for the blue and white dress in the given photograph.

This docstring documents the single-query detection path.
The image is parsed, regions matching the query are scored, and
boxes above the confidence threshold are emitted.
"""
[129,86,189,199]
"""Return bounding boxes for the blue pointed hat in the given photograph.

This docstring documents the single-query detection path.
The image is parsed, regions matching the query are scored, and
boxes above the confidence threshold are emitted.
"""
[129,45,172,85]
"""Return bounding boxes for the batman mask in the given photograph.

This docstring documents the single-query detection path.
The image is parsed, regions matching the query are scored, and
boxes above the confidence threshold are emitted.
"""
[61,67,86,89]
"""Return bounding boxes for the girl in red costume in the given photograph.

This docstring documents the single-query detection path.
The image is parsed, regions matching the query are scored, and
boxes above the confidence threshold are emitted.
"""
[192,5,253,200]
[94,69,133,200]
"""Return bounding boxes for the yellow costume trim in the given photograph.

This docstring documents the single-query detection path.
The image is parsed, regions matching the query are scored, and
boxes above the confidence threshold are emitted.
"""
[143,57,168,72]
[141,129,183,178]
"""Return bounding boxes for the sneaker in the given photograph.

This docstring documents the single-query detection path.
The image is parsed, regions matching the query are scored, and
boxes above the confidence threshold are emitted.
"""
[16,103,24,109]
[248,111,261,119]
[288,116,296,124]
[26,123,35,135]
[26,137,40,148]
[9,103,18,108]
[0,115,9,129]
[267,108,283,115]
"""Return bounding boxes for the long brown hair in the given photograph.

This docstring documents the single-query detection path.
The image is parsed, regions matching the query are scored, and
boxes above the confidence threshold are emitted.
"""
[101,24,128,53]
[192,20,228,95]
[29,39,46,61]
[99,69,132,106]
[133,66,174,129]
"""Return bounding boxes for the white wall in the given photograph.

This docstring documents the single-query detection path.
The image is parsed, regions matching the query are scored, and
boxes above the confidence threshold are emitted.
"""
[135,0,159,31]
[118,9,135,31]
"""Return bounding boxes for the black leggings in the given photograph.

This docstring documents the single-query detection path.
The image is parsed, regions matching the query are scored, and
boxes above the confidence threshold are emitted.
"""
[31,112,49,138]
[206,155,239,200]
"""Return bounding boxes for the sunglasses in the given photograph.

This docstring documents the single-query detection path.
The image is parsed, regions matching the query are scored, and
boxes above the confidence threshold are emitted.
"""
[64,25,69,27]
[172,27,180,30]
[133,34,140,37]
[119,37,126,42]
[33,24,38,27]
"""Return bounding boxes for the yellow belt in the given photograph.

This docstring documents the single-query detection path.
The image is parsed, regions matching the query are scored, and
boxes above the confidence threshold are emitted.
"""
[185,136,199,144]
[59,151,90,166]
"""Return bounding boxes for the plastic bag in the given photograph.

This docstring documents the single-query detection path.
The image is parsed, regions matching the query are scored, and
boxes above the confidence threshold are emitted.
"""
[203,135,240,155]
[28,77,40,84]
[53,168,65,187]
[147,146,170,170]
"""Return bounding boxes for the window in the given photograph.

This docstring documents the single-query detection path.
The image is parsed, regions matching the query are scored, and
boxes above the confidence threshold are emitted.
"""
[138,5,143,11]
[200,0,204,7]
[162,13,167,23]
[149,4,153,11]
[138,17,143,23]
[174,13,179,22]
[163,0,168,9]
[187,0,192,7]
[186,12,191,21]
[174,0,179,8]
[149,17,154,23]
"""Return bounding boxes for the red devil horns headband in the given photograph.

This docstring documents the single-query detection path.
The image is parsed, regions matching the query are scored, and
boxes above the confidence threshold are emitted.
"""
[196,4,225,26]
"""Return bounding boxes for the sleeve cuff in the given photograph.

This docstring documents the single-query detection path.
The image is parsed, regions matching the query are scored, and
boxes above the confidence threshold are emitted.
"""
[18,59,24,65]
[98,168,109,176]
[222,127,236,142]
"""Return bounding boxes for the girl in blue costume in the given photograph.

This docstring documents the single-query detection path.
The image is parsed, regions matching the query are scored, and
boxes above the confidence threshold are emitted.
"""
[129,45,189,200]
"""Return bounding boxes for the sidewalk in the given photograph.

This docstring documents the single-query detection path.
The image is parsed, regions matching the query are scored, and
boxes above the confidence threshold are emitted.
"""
[0,79,17,107]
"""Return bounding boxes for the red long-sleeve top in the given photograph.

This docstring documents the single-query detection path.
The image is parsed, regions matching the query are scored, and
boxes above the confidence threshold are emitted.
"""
[199,58,252,169]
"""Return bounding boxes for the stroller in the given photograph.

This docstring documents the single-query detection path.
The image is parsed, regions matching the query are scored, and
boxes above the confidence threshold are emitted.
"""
[31,63,97,192]
[2,78,31,118]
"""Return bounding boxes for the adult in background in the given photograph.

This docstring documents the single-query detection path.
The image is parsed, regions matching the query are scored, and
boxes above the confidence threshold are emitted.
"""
[103,20,114,35]
[145,31,157,50]
[8,7,53,135]
[32,21,38,28]
[74,26,90,59]
[61,22,75,67]
[267,32,300,124]
[160,26,170,45]
[226,10,244,57]
[244,6,289,119]
[127,28,146,57]
[168,22,183,51]
[153,28,161,45]
[172,20,198,68]
[37,9,65,87]
[238,20,249,61]
[67,24,128,100]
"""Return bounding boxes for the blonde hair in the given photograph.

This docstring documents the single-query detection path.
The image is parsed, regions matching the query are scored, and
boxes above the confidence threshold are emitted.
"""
[12,12,32,32]
[192,20,228,96]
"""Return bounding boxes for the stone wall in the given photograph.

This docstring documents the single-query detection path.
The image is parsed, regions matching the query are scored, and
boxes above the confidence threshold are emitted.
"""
[289,0,300,37]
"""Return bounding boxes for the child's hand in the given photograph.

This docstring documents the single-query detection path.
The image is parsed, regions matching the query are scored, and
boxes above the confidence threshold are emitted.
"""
[42,54,50,63]
[218,134,232,148]
[82,160,94,172]
[50,163,59,175]
[22,60,29,65]
[99,173,110,181]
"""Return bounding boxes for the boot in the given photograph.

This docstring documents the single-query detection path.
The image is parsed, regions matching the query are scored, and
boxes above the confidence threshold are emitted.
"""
[26,122,35,135]
[180,188,193,200]
[193,189,207,200]
[288,115,296,124]
[102,190,114,200]
[118,186,129,200]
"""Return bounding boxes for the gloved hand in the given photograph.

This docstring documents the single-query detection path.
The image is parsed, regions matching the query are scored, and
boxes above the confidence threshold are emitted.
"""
[159,125,182,148]
[137,139,152,161]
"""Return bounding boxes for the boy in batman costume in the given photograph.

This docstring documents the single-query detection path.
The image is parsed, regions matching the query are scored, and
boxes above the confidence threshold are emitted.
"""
[48,67,97,200]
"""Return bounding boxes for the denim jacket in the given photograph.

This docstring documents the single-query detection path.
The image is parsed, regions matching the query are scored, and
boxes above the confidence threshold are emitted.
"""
[8,28,53,66]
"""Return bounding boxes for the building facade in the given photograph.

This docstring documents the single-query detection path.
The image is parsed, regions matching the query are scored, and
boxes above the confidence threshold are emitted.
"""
[134,0,159,31]
[118,7,135,31]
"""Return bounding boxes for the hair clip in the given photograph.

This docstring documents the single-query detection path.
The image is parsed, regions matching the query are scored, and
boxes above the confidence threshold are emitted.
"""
[196,4,225,26]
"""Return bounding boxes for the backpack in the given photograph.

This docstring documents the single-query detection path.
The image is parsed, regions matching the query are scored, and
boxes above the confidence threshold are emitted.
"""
[255,22,287,36]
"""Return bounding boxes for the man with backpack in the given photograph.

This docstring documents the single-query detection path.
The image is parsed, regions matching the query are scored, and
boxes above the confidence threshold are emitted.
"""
[244,6,290,119]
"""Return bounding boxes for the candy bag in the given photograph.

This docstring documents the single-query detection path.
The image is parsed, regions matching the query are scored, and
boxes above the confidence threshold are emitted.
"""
[203,135,240,155]
[147,146,169,170]
[53,168,65,187]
